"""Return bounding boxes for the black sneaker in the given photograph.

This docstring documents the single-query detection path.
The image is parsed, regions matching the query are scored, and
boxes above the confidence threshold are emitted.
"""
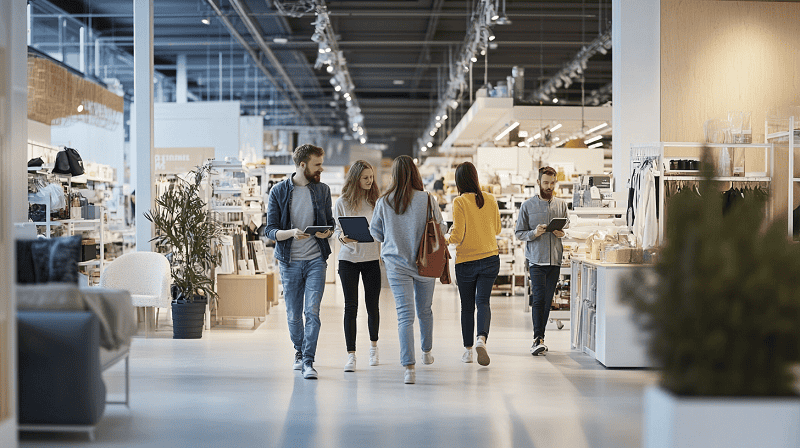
[302,361,318,379]
[293,351,303,370]
[530,338,546,356]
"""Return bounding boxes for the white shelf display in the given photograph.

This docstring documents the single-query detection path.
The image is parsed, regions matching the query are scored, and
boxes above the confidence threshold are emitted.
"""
[765,115,800,238]
[630,142,774,245]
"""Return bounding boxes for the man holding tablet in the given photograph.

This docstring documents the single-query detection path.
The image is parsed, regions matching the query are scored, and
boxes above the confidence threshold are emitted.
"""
[265,144,334,379]
[515,166,569,356]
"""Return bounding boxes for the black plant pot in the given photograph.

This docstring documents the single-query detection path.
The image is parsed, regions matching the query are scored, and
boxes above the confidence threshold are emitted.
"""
[172,295,207,339]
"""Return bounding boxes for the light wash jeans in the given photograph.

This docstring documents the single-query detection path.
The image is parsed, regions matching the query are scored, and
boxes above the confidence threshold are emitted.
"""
[386,271,436,366]
[279,257,327,363]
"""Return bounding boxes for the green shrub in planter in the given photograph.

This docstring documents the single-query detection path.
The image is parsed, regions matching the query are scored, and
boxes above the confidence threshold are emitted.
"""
[144,163,223,304]
[622,151,800,397]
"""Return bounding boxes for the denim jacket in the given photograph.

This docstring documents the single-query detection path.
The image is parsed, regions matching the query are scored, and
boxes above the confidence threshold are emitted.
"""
[264,174,335,263]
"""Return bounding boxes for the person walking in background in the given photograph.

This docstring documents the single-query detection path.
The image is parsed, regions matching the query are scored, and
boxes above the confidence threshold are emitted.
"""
[333,160,382,372]
[447,162,501,366]
[370,155,447,384]
[515,166,569,356]
[265,144,334,379]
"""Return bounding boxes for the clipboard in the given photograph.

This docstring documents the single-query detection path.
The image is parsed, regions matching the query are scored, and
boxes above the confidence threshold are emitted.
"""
[337,216,374,243]
[544,218,567,233]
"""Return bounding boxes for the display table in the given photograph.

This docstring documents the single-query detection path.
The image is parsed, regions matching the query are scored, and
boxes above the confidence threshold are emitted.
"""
[570,257,654,368]
[216,273,279,323]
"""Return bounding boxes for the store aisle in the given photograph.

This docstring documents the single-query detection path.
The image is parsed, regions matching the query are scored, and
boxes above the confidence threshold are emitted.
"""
[20,283,655,448]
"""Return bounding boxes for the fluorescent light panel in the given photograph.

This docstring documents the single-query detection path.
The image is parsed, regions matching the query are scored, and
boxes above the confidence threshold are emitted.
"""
[588,142,603,148]
[584,135,603,144]
[494,121,520,141]
[549,123,562,132]
[586,122,608,134]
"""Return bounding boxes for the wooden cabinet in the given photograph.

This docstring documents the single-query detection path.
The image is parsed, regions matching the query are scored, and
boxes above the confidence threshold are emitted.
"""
[216,272,280,322]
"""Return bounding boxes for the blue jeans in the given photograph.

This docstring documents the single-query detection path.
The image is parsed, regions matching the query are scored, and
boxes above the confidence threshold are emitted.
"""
[386,271,436,366]
[529,264,560,341]
[454,255,500,348]
[279,257,327,363]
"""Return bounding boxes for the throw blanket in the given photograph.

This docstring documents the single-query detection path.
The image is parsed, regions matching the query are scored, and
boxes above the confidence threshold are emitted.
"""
[17,283,136,350]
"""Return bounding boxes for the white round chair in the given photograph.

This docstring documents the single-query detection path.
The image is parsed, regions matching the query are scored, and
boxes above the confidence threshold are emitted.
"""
[100,251,172,336]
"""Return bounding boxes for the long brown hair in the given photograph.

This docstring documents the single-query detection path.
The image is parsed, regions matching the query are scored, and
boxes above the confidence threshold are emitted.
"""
[382,155,424,215]
[455,162,485,209]
[341,160,380,212]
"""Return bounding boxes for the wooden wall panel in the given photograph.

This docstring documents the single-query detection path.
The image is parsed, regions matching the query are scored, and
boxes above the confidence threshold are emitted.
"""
[661,0,800,222]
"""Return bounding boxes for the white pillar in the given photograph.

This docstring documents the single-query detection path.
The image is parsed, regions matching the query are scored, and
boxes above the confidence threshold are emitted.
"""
[176,53,188,103]
[0,0,26,444]
[134,0,154,252]
[612,0,661,191]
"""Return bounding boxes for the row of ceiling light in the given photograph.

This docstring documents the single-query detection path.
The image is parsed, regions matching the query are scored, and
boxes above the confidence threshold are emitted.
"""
[312,2,366,144]
[493,121,610,149]
[419,0,508,153]
[529,29,612,103]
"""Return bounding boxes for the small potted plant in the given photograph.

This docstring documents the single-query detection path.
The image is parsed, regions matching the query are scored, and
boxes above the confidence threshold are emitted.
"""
[622,151,800,447]
[145,162,223,339]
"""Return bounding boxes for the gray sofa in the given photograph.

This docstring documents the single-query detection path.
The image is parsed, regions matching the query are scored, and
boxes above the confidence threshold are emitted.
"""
[16,235,135,440]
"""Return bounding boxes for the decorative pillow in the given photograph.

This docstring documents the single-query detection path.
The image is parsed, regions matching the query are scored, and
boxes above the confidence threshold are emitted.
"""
[16,239,37,284]
[30,235,82,284]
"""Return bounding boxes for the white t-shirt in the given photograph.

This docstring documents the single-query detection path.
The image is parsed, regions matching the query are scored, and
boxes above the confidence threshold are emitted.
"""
[333,197,380,263]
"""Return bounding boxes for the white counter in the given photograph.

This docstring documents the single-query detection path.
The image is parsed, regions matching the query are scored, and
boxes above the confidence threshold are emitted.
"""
[570,257,654,368]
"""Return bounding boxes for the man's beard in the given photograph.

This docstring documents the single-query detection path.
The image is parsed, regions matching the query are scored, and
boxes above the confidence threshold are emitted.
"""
[540,188,553,200]
[304,166,321,183]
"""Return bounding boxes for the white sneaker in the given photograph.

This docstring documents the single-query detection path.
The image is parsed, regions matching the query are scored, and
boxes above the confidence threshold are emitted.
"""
[369,346,379,366]
[422,351,434,365]
[344,353,356,372]
[461,348,473,363]
[474,337,490,366]
[404,367,415,384]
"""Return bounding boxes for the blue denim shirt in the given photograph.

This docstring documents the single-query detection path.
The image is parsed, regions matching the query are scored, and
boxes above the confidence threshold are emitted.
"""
[264,174,335,263]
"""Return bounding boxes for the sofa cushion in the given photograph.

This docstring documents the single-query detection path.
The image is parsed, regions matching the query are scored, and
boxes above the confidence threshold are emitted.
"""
[29,235,81,283]
[16,283,84,310]
[16,239,36,284]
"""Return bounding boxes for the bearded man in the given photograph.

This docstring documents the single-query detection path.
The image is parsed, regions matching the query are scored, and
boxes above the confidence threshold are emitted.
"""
[265,144,334,379]
[515,166,569,356]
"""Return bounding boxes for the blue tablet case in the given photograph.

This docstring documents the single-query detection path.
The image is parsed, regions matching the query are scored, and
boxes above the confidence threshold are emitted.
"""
[338,216,375,242]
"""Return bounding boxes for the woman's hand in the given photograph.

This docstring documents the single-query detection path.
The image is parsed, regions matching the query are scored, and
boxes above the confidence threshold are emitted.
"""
[340,235,358,244]
[315,229,332,239]
[553,230,565,238]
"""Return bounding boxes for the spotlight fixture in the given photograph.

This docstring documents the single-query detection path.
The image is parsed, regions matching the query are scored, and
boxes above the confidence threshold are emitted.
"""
[430,131,436,137]
[413,158,419,164]
[421,147,427,152]
[273,37,288,44]
[326,65,334,73]
[334,85,341,92]
[552,98,559,104]
[360,138,366,144]
[441,114,447,120]
[427,142,433,148]
[393,80,405,85]
[488,34,496,41]
[480,49,486,56]
[450,100,459,109]
[201,17,211,25]
[435,122,442,128]
[471,56,478,63]
[77,104,84,112]
[436,116,440,121]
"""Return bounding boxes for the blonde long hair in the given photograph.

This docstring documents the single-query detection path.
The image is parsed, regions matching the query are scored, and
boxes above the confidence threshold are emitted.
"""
[341,160,380,212]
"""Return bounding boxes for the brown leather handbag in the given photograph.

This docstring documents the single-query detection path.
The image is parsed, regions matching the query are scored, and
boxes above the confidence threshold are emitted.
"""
[417,193,451,284]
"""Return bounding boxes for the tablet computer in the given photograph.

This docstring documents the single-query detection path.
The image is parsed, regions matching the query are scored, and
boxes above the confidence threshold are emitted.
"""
[303,225,333,235]
[337,216,374,243]
[544,218,568,233]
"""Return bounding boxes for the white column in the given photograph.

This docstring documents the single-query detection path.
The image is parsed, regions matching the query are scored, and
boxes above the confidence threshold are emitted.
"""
[176,53,188,103]
[0,0,26,444]
[134,0,154,252]
[612,0,661,191]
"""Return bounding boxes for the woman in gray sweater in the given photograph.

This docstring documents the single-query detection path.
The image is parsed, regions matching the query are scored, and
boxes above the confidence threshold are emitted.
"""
[370,155,447,384]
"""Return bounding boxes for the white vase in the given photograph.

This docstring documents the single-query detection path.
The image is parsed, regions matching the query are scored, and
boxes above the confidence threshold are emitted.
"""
[643,385,800,448]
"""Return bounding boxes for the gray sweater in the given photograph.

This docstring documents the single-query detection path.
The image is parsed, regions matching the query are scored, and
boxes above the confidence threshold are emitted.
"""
[515,195,570,266]
[370,190,447,276]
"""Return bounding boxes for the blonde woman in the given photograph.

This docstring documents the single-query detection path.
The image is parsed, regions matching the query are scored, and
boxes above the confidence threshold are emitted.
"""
[447,162,501,366]
[333,160,382,372]
[370,155,446,384]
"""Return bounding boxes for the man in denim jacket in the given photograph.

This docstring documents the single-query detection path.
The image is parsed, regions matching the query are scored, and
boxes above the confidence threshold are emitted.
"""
[265,144,334,379]
[515,166,569,356]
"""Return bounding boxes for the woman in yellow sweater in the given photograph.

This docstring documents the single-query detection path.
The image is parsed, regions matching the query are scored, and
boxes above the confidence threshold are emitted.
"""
[447,162,501,366]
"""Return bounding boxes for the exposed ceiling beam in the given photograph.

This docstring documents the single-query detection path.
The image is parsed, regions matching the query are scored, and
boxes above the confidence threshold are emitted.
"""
[410,0,445,92]
[227,0,319,125]
[200,0,308,124]
[31,11,597,18]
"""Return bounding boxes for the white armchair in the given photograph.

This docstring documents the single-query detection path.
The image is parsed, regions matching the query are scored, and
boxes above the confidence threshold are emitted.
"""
[100,251,172,336]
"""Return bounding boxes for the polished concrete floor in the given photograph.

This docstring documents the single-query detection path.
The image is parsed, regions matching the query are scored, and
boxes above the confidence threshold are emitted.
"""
[20,281,656,448]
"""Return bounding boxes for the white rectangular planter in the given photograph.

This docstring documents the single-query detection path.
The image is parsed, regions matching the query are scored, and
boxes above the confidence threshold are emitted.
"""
[643,386,800,448]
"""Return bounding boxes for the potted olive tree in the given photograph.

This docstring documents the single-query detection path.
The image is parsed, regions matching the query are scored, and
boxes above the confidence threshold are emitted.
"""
[622,151,800,447]
[145,162,223,339]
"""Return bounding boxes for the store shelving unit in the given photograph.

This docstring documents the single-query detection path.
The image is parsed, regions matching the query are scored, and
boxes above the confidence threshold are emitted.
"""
[766,115,799,238]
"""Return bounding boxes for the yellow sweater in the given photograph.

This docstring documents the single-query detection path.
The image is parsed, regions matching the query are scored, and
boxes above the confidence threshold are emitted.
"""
[447,193,501,264]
